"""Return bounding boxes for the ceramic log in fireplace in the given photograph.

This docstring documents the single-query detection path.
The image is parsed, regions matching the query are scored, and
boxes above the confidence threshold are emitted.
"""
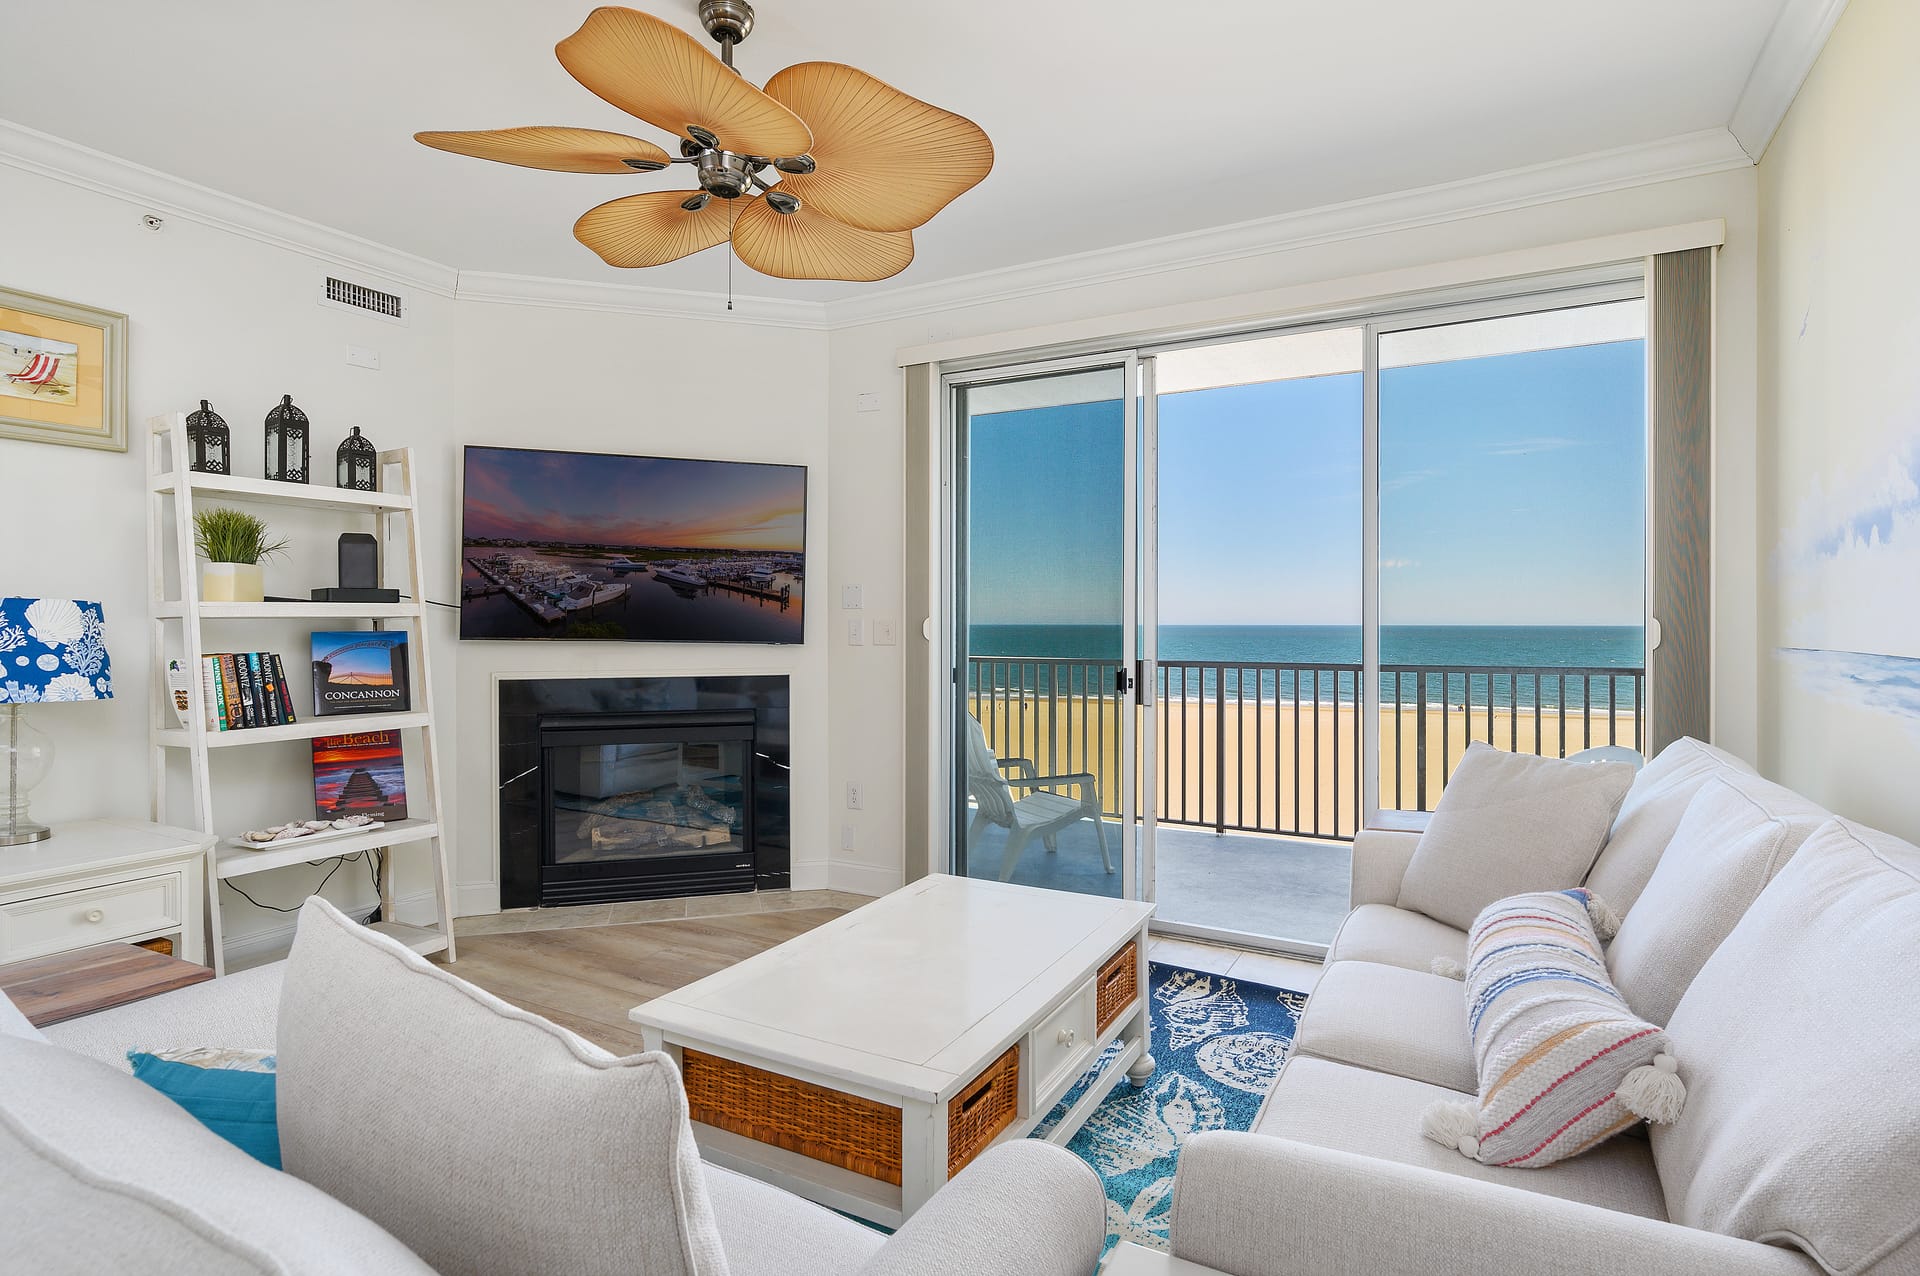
[498,676,790,907]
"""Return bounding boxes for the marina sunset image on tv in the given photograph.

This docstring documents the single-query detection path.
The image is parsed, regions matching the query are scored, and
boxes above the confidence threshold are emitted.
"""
[459,445,806,644]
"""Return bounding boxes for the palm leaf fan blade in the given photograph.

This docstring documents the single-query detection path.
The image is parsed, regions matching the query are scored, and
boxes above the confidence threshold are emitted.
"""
[575,190,741,267]
[413,126,671,173]
[761,61,992,232]
[555,6,811,158]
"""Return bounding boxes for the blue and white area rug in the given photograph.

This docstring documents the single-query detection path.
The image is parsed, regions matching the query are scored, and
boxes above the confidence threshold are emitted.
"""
[1030,963,1307,1255]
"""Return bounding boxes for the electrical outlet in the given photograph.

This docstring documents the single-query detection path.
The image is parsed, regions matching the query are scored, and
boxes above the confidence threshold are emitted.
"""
[846,617,864,645]
[840,823,856,851]
[346,344,381,371]
[856,391,880,412]
[873,619,897,646]
[845,781,863,810]
[841,584,863,609]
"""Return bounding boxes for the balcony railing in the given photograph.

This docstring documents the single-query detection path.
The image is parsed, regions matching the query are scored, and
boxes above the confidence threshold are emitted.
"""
[967,658,1644,840]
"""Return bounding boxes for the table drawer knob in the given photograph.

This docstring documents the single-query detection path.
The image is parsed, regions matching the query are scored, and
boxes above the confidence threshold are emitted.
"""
[1056,1027,1077,1047]
[85,909,105,924]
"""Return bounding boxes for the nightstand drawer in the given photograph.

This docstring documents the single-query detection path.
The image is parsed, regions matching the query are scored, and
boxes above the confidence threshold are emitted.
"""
[0,873,186,963]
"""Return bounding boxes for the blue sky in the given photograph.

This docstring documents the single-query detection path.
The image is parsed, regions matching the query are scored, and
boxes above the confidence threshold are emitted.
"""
[967,340,1646,627]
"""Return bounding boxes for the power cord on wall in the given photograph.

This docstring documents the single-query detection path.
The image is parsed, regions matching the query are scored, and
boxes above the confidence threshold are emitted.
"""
[221,849,383,914]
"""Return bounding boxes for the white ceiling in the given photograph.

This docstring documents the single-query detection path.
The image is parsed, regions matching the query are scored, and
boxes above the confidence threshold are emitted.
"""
[0,0,1794,302]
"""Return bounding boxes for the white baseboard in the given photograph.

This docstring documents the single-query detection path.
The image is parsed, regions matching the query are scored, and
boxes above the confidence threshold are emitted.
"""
[827,861,902,898]
[221,891,438,970]
[788,860,830,891]
[456,882,500,918]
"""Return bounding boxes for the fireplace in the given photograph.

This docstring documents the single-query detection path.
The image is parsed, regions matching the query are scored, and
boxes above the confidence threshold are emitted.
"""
[498,676,789,908]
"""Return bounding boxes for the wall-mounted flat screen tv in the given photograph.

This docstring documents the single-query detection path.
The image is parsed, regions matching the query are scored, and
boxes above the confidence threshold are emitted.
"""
[459,445,805,644]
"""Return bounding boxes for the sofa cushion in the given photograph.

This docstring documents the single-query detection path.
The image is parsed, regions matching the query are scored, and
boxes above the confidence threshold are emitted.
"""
[1252,1056,1667,1219]
[277,898,729,1276]
[1291,961,1475,1092]
[0,1033,434,1275]
[1606,772,1829,1026]
[1585,737,1754,915]
[1398,743,1634,931]
[42,961,281,1072]
[1653,819,1920,1275]
[704,1163,883,1276]
[1430,888,1679,1169]
[1325,904,1467,973]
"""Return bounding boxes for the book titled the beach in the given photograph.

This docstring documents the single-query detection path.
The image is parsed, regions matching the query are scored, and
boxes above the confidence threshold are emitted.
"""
[312,730,407,821]
[310,630,409,717]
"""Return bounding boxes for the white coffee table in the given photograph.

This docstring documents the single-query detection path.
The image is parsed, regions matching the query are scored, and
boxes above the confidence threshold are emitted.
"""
[631,874,1155,1226]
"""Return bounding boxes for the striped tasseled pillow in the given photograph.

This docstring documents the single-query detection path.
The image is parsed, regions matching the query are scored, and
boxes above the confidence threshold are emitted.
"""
[1421,887,1685,1169]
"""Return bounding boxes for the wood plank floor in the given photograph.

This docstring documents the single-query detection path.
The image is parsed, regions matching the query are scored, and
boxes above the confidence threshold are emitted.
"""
[443,907,849,1053]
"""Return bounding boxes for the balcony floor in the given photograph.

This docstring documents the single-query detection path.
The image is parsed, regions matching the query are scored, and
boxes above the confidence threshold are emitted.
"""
[963,817,1351,948]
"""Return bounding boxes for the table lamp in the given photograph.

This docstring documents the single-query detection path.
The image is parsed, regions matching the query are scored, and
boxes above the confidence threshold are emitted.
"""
[1,598,113,846]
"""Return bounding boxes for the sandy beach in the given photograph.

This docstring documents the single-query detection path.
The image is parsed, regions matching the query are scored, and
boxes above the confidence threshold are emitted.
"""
[968,694,1641,838]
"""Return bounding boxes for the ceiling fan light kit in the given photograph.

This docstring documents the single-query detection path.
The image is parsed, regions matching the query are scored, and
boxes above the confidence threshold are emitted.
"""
[415,3,993,285]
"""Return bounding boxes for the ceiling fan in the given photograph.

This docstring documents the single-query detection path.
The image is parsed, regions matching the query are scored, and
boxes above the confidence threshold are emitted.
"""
[416,2,993,284]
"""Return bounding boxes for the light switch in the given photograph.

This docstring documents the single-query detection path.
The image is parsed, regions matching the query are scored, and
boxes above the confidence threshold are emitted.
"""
[846,617,864,645]
[874,619,897,645]
[856,392,880,412]
[346,344,381,371]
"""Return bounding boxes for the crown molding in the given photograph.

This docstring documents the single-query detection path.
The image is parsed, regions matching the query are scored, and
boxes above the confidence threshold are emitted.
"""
[825,127,1752,329]
[454,271,828,330]
[0,117,460,297]
[2,115,1748,334]
[1728,0,1849,161]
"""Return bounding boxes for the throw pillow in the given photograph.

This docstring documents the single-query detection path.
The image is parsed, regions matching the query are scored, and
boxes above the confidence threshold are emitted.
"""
[276,898,729,1276]
[1421,888,1684,1168]
[1605,771,1828,1025]
[1398,743,1635,930]
[1651,819,1920,1275]
[0,1033,434,1275]
[1583,736,1755,915]
[129,1046,279,1168]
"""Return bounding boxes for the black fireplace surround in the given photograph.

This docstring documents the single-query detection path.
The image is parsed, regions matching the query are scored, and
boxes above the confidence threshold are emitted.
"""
[498,675,790,908]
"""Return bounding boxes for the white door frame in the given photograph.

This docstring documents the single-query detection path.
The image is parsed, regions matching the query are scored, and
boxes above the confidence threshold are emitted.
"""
[942,352,1145,901]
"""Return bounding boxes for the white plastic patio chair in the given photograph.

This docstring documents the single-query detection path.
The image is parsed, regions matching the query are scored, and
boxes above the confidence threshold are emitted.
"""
[963,714,1112,882]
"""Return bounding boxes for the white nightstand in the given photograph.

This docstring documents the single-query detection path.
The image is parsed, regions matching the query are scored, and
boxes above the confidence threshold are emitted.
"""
[0,820,212,967]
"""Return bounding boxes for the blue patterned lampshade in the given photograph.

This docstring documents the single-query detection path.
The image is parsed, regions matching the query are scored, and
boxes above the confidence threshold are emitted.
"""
[0,598,113,703]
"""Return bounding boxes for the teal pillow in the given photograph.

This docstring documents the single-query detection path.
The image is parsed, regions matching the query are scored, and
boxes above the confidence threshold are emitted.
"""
[129,1047,280,1169]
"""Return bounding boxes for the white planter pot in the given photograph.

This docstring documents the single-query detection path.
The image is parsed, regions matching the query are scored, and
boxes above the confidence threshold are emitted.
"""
[201,561,264,603]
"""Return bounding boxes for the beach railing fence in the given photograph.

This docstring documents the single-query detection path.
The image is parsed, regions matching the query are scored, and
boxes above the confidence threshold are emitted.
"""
[965,658,1645,839]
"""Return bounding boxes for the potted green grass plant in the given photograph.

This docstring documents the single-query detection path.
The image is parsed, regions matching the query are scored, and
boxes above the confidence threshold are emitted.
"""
[193,507,287,603]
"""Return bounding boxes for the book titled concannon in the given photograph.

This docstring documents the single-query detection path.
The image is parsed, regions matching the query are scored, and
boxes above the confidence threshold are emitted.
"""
[310,630,410,717]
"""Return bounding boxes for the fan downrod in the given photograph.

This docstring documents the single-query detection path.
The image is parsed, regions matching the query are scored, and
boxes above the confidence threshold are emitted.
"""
[700,0,755,67]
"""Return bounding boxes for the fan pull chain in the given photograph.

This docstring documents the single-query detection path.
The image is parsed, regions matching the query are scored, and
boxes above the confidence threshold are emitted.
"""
[727,199,737,312]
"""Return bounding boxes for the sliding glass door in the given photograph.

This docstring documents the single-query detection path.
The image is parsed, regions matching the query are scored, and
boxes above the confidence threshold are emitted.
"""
[951,358,1138,900]
[944,277,1650,952]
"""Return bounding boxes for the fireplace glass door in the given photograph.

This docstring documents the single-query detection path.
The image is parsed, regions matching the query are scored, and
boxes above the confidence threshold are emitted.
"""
[538,711,756,902]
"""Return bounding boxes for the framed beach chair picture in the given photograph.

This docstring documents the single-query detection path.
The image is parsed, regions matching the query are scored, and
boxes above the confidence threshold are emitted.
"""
[0,285,128,452]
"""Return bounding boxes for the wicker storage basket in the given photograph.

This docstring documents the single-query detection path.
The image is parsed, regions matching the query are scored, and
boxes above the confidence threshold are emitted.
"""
[682,1049,905,1185]
[947,1043,1020,1178]
[1096,941,1139,1033]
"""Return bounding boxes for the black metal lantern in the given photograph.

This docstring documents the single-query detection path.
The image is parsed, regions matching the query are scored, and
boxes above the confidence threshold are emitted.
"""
[185,399,230,475]
[336,427,376,491]
[264,394,309,483]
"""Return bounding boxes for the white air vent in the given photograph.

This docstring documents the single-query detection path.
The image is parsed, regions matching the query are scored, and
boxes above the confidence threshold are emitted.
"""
[318,276,408,325]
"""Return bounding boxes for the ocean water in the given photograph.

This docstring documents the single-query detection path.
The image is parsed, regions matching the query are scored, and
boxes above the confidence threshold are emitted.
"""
[969,624,1644,708]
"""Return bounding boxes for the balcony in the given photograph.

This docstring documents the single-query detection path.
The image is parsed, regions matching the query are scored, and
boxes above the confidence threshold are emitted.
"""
[964,656,1643,946]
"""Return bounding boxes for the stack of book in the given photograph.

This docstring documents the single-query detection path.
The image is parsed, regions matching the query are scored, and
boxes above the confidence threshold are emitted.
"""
[199,652,297,731]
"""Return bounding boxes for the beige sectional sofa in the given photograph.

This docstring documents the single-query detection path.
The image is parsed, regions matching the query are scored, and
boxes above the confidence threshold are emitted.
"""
[1152,738,1920,1275]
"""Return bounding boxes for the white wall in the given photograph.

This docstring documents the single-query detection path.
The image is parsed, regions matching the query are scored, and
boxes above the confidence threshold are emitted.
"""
[826,167,1762,891]
[1,136,1770,929]
[0,162,829,953]
[1756,0,1920,841]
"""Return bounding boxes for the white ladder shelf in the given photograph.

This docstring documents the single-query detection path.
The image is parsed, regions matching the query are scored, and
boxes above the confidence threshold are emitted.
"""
[146,412,456,974]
